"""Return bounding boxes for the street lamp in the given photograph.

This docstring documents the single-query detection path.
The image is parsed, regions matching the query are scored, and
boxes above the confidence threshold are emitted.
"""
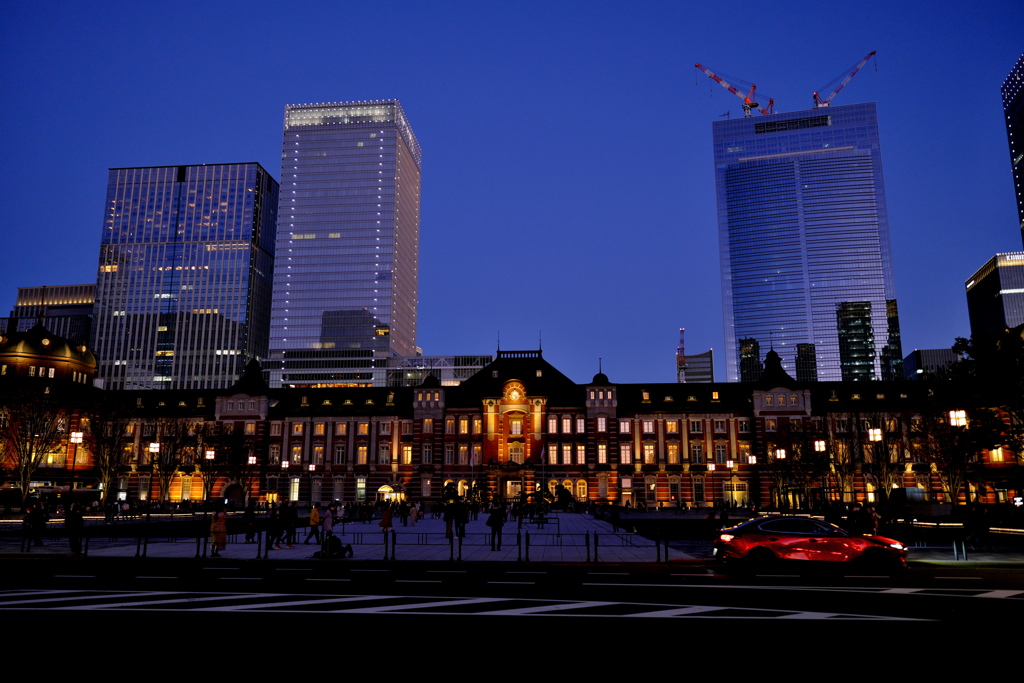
[868,428,882,442]
[69,431,83,491]
[814,440,826,452]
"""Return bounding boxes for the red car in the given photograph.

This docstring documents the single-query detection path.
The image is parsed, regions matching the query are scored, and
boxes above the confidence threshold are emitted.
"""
[714,516,907,574]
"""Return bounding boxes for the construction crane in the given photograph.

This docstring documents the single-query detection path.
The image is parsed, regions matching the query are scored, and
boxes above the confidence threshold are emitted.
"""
[813,50,877,108]
[695,63,774,117]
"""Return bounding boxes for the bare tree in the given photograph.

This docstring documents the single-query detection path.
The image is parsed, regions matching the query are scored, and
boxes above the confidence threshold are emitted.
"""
[918,407,1002,505]
[88,401,135,506]
[1,389,68,508]
[151,417,196,505]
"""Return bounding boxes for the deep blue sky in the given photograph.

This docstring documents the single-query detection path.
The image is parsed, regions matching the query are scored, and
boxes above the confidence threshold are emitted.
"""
[2,1,1021,384]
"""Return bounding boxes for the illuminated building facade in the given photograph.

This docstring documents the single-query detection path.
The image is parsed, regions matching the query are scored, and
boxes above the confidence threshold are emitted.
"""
[92,164,278,390]
[269,100,421,388]
[966,252,1024,338]
[3,284,95,345]
[713,102,902,382]
[5,348,1017,508]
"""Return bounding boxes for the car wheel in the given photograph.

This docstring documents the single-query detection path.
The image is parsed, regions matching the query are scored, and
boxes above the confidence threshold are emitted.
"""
[859,548,903,577]
[745,547,778,574]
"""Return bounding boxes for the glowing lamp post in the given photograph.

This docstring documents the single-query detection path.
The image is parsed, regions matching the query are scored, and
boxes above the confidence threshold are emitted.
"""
[69,431,84,490]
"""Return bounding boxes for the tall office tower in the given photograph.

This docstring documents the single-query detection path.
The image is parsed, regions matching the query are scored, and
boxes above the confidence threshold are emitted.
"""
[965,252,1024,338]
[4,284,95,345]
[675,328,715,382]
[713,102,902,382]
[1003,53,1024,247]
[269,100,421,388]
[92,164,278,390]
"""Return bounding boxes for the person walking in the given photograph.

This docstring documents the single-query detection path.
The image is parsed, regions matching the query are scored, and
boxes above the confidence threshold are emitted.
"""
[304,503,322,545]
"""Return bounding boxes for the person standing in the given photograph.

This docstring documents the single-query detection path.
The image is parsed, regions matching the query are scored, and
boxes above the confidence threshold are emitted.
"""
[486,505,505,551]
[210,506,228,557]
[65,503,84,557]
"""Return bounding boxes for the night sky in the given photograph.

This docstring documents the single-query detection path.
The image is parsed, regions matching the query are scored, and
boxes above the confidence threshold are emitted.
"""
[2,1,1021,385]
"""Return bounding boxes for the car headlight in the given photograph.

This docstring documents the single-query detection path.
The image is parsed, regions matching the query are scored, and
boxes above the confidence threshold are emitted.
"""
[889,542,904,550]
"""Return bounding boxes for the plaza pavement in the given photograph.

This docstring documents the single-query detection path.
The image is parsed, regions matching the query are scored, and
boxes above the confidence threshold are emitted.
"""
[4,509,1022,565]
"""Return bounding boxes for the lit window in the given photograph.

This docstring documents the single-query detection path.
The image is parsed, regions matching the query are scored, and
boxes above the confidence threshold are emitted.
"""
[576,417,585,434]
[620,443,632,464]
[358,422,369,435]
[314,422,325,436]
[335,422,347,435]
[423,418,433,433]
[766,419,777,432]
[292,423,303,436]
[510,419,523,435]
[619,419,631,433]
[598,444,608,464]
[244,422,255,435]
[643,443,655,464]
[642,420,654,434]
[473,417,482,434]
[597,417,607,433]
[665,420,678,434]
[667,443,679,464]
[949,410,967,427]
[459,418,469,435]
[562,416,572,433]
[548,416,558,434]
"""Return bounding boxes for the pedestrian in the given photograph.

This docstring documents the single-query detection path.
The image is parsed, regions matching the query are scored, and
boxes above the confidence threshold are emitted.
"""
[379,506,394,533]
[486,506,505,550]
[210,506,228,557]
[26,503,46,547]
[304,503,322,545]
[65,503,84,557]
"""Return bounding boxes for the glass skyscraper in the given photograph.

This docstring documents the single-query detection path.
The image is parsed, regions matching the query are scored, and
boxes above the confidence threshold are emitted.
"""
[269,100,421,388]
[713,102,902,382]
[92,163,278,390]
[1003,53,1024,247]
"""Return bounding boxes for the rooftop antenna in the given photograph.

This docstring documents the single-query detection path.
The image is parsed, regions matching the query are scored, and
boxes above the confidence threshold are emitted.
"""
[538,330,542,351]
[599,357,603,374]
[497,331,500,352]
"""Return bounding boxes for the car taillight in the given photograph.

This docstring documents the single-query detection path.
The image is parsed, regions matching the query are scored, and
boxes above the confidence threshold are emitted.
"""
[719,534,735,542]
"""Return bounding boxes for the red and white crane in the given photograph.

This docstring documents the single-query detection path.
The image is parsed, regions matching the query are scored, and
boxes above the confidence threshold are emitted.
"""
[813,50,876,108]
[695,63,774,117]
